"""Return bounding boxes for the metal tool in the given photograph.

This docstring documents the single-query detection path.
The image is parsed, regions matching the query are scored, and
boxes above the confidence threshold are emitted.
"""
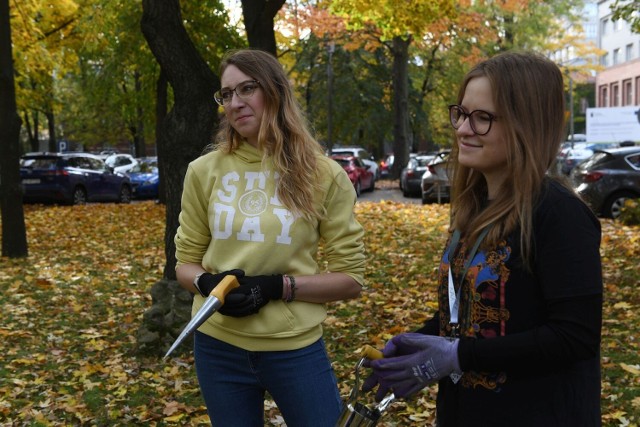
[335,345,396,427]
[163,275,239,360]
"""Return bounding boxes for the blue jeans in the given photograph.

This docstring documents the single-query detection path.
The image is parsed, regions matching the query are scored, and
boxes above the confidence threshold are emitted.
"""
[194,332,343,426]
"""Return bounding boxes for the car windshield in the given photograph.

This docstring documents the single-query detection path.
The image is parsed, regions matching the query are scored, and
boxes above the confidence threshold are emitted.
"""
[130,163,157,173]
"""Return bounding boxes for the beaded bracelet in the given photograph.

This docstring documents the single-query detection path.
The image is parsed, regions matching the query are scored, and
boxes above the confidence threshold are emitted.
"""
[282,275,291,301]
[284,275,297,303]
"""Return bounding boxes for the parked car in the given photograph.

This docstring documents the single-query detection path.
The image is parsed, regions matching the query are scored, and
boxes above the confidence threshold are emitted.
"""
[20,152,132,205]
[128,158,159,199]
[104,153,139,174]
[330,154,375,197]
[421,150,451,204]
[571,146,640,219]
[331,146,379,181]
[400,154,435,197]
[98,149,119,159]
[557,142,617,175]
[379,153,394,179]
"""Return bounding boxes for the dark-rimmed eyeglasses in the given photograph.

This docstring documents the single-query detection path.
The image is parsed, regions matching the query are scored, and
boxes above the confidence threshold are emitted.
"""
[448,104,498,136]
[214,80,261,106]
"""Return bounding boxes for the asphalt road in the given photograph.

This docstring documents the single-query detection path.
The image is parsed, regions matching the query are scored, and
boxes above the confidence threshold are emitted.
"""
[356,180,421,204]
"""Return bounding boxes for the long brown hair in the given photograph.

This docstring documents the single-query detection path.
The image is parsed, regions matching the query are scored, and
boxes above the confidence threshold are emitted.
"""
[449,51,566,268]
[214,49,326,222]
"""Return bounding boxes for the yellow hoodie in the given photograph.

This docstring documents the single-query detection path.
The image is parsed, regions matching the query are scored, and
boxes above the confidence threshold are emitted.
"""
[175,142,365,351]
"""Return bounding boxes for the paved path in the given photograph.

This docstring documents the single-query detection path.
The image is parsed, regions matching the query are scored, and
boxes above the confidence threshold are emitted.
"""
[357,180,421,204]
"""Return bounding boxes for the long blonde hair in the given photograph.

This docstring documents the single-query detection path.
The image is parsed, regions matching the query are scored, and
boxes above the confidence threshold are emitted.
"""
[214,49,326,222]
[449,51,566,268]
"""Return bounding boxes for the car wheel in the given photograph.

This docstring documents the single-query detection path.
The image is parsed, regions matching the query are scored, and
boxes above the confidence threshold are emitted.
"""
[603,191,637,219]
[369,177,375,192]
[422,194,431,205]
[118,185,132,204]
[72,187,87,205]
[355,180,362,197]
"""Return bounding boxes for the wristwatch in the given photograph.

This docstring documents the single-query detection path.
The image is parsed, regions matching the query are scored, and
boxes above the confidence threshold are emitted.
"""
[193,272,207,297]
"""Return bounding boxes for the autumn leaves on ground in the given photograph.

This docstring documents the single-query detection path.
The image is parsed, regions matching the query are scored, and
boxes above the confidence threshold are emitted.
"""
[0,199,638,426]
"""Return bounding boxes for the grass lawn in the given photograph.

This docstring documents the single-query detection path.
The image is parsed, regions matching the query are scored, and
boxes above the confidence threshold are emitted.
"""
[0,200,638,426]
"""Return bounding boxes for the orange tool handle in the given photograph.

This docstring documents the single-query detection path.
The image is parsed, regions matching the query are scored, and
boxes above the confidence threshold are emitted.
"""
[361,344,384,360]
[209,275,240,303]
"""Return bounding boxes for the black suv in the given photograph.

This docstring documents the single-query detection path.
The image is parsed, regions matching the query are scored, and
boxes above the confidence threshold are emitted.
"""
[20,152,132,205]
[571,146,640,218]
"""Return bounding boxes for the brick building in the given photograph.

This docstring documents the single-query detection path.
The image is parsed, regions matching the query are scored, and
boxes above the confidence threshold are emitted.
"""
[596,0,640,107]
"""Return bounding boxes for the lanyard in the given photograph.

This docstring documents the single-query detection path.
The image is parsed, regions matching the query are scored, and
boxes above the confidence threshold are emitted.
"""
[447,225,492,326]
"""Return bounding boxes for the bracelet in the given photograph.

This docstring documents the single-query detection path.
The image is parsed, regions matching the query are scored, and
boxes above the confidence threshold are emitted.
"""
[282,275,293,302]
[282,275,290,301]
[285,275,297,303]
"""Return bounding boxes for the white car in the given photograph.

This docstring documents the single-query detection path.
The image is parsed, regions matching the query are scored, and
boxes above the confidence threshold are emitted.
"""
[421,150,450,204]
[105,153,139,174]
[330,147,379,181]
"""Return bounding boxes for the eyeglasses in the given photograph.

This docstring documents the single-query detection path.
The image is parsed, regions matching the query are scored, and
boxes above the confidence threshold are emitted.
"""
[214,80,261,106]
[448,104,498,136]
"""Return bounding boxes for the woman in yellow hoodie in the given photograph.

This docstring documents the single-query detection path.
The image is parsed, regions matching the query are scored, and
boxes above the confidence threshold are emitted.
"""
[174,48,366,426]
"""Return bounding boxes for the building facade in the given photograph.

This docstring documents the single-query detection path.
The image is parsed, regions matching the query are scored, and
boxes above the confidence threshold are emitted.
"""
[596,0,640,107]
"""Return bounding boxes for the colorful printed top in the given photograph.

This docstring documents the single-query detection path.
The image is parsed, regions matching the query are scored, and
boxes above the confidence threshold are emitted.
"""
[418,179,603,426]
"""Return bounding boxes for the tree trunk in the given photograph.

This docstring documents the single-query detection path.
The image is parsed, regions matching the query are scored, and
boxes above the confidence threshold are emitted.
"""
[138,0,285,357]
[390,35,411,179]
[155,70,167,205]
[241,0,285,56]
[0,0,28,258]
[141,0,219,279]
[138,0,219,355]
[46,110,57,151]
[134,70,147,157]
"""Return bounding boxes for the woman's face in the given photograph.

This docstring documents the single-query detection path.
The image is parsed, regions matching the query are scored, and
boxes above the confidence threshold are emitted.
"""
[456,76,509,195]
[220,65,265,147]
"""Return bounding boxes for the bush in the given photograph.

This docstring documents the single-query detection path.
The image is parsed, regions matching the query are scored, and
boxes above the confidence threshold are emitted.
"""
[619,198,640,225]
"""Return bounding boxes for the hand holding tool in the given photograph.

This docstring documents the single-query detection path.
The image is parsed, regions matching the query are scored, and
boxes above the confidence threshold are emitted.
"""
[217,274,283,317]
[163,275,240,360]
[363,333,461,399]
[335,345,394,426]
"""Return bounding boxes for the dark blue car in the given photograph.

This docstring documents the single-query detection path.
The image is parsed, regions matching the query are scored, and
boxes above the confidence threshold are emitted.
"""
[20,152,132,205]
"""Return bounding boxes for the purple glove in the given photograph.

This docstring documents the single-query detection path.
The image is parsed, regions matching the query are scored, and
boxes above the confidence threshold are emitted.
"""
[362,333,461,400]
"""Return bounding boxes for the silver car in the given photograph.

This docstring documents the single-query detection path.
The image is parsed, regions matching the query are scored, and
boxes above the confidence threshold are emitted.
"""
[421,150,450,204]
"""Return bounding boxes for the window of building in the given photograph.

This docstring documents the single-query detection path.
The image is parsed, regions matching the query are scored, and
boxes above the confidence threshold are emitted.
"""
[585,22,597,38]
[613,48,620,65]
[636,77,640,106]
[626,44,634,62]
[613,19,621,32]
[601,18,608,35]
[600,86,609,107]
[612,83,620,106]
[601,53,609,67]
[623,79,633,105]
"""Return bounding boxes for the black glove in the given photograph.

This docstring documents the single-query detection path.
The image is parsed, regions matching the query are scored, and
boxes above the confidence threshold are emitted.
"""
[218,275,283,317]
[195,269,245,297]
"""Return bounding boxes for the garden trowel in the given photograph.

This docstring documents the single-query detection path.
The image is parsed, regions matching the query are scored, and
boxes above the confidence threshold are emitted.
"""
[163,274,240,360]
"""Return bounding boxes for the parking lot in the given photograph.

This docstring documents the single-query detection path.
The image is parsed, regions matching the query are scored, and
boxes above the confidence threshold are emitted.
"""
[358,179,422,204]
